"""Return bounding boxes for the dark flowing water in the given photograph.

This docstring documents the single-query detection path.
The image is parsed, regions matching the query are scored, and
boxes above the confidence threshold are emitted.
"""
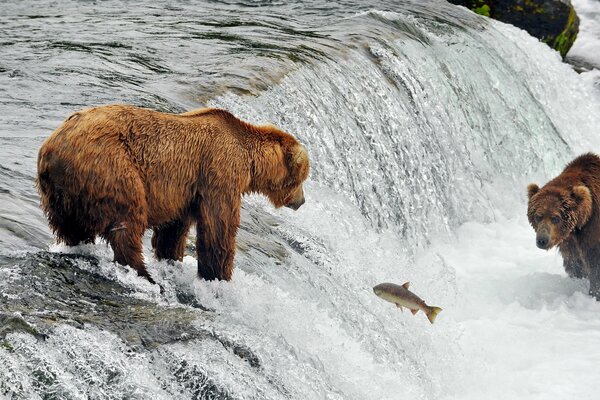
[2,1,600,399]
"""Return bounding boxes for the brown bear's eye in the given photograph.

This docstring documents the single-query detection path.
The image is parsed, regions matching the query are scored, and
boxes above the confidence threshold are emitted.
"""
[534,215,543,223]
[551,216,560,225]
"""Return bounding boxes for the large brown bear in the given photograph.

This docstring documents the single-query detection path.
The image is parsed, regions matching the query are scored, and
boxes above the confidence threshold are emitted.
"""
[527,153,600,299]
[37,105,310,284]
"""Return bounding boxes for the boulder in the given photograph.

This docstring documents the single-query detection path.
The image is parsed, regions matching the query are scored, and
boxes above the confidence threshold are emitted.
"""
[448,0,579,58]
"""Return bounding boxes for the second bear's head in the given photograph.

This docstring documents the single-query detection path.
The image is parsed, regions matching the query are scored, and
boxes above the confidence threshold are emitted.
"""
[527,183,592,250]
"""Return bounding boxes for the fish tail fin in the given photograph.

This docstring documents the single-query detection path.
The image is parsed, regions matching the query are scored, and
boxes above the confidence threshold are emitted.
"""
[426,306,442,324]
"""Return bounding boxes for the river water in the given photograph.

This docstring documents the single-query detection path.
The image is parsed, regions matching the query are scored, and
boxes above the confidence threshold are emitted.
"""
[1,1,600,399]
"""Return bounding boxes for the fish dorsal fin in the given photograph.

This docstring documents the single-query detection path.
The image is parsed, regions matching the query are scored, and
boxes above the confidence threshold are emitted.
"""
[402,282,410,289]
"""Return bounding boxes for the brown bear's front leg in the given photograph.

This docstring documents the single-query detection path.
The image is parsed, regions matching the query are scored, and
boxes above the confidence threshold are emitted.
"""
[564,258,586,279]
[196,194,240,281]
[588,268,600,301]
[152,219,192,262]
[583,243,600,300]
[559,239,587,279]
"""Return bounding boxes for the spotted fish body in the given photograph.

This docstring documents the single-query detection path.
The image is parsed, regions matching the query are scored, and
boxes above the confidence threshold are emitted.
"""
[373,282,442,324]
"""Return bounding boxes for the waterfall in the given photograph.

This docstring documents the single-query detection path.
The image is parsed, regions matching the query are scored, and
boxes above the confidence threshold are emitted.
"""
[211,10,599,249]
[2,3,600,399]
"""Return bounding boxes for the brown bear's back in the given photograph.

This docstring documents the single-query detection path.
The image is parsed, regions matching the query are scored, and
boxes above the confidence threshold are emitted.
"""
[38,105,252,228]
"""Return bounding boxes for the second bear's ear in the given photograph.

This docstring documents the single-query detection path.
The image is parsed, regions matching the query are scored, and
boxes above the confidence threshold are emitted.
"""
[573,185,592,228]
[527,184,540,199]
[572,185,591,201]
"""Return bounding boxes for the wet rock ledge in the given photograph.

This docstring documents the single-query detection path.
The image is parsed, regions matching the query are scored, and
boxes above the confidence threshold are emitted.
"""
[0,251,209,349]
[448,0,579,58]
[0,251,261,399]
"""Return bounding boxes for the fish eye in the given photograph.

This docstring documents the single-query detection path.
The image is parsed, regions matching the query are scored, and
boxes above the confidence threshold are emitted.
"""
[551,216,560,225]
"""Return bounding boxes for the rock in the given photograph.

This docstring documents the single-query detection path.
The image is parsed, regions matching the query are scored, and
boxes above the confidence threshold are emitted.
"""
[0,313,47,341]
[0,251,210,349]
[0,250,265,359]
[448,0,579,58]
[0,251,266,398]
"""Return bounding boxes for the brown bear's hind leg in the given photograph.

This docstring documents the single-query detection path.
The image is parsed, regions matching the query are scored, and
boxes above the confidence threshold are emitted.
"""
[53,218,96,246]
[43,200,95,246]
[152,219,192,262]
[57,226,95,247]
[105,221,155,285]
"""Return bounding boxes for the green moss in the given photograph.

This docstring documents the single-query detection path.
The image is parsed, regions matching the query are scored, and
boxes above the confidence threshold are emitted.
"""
[550,7,579,58]
[474,4,491,17]
[523,0,545,14]
[0,340,13,352]
[450,0,579,59]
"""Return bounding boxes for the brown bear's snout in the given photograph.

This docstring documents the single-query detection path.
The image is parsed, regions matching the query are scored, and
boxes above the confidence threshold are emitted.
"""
[536,234,550,250]
[285,186,305,210]
[285,195,305,211]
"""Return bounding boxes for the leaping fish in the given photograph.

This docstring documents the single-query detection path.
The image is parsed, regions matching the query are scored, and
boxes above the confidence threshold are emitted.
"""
[373,282,442,324]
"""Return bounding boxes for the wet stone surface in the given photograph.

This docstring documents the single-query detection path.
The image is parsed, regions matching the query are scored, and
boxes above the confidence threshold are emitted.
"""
[0,251,261,365]
[0,251,211,349]
[0,251,265,399]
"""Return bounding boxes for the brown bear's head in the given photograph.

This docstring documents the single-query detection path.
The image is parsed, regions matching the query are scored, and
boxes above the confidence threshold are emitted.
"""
[526,183,592,250]
[258,140,310,211]
[281,143,309,210]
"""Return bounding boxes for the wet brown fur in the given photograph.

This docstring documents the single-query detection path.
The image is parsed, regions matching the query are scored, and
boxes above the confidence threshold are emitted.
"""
[527,153,600,299]
[37,105,310,283]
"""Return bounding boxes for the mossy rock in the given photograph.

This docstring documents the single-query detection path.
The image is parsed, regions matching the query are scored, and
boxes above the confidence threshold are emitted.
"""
[448,0,579,58]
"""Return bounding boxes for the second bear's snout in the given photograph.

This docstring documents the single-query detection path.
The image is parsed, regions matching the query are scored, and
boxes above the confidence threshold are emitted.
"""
[536,235,550,249]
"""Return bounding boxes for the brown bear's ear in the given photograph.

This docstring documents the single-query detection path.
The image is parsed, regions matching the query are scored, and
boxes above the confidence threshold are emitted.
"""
[527,184,540,199]
[573,185,592,229]
[288,145,310,183]
[573,185,591,201]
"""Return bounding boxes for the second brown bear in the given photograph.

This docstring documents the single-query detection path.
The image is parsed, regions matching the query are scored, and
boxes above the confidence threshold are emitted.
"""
[527,153,600,300]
